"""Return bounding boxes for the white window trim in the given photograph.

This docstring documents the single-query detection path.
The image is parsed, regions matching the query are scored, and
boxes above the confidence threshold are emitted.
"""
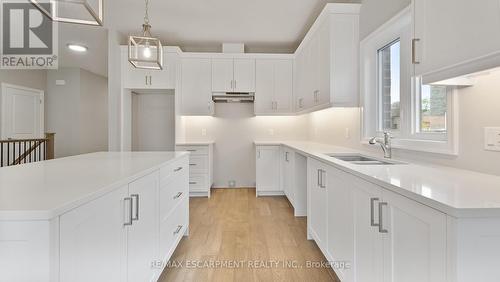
[360,7,459,156]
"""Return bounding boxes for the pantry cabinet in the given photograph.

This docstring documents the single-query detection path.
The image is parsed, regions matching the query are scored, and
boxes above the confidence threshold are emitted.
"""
[256,145,282,196]
[255,59,293,115]
[121,46,178,89]
[180,57,214,115]
[212,58,255,93]
[413,0,500,83]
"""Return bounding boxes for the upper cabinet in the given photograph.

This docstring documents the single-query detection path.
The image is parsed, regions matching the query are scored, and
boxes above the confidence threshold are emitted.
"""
[254,59,294,115]
[294,4,360,113]
[180,57,214,116]
[212,58,255,93]
[121,46,178,89]
[413,0,500,83]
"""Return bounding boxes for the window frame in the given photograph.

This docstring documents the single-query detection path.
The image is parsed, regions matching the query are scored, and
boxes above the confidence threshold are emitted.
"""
[360,7,459,155]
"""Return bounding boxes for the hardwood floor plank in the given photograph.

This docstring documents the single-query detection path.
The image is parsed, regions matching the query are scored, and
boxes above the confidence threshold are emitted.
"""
[159,188,338,282]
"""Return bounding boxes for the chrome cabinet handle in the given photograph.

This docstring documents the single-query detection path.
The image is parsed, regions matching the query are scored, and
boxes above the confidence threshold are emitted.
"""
[189,163,196,166]
[173,225,183,235]
[124,197,133,226]
[285,152,289,162]
[131,194,139,221]
[412,38,420,64]
[320,170,326,188]
[189,181,197,185]
[257,150,260,158]
[186,149,196,152]
[173,192,183,199]
[370,198,380,227]
[174,167,183,172]
[317,169,321,187]
[378,202,388,233]
[145,76,148,85]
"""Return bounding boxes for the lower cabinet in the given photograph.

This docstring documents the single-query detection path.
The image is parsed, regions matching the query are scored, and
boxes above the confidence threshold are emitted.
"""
[307,158,328,251]
[59,156,189,282]
[175,144,214,197]
[256,145,282,196]
[307,157,448,282]
[281,147,294,202]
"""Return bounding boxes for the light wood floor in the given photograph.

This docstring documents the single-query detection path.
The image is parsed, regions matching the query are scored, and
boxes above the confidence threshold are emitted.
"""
[159,188,339,282]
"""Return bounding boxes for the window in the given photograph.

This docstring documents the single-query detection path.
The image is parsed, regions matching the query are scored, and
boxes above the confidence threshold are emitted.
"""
[361,7,458,155]
[418,85,447,133]
[377,40,401,132]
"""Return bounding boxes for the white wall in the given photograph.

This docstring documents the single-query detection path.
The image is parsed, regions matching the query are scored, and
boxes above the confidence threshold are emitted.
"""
[46,68,108,158]
[183,103,309,187]
[359,0,411,39]
[79,69,109,154]
[132,92,175,151]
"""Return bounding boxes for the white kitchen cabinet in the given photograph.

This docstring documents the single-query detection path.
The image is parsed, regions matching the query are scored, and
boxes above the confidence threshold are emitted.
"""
[121,46,177,89]
[307,158,328,252]
[256,145,282,196]
[413,0,500,83]
[212,58,255,93]
[326,167,355,282]
[175,143,214,197]
[381,189,447,282]
[127,171,160,282]
[294,5,360,113]
[255,59,293,115]
[180,57,214,115]
[59,186,127,282]
[281,147,294,202]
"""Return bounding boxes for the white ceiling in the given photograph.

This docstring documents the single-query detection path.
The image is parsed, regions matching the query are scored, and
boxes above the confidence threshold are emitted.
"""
[106,0,360,53]
[57,0,361,77]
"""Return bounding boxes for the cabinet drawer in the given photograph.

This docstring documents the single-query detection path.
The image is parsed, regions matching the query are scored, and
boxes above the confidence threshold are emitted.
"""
[189,155,208,173]
[160,157,188,181]
[176,145,208,155]
[160,168,189,220]
[189,174,208,192]
[160,197,188,256]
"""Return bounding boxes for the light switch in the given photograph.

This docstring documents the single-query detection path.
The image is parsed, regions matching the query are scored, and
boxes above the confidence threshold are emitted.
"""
[484,127,500,152]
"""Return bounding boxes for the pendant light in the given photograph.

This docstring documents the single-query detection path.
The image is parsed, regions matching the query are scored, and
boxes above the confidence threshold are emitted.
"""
[128,0,163,70]
[30,0,103,26]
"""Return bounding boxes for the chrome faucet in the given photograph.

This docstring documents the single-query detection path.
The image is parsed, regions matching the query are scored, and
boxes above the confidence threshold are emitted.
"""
[369,132,392,158]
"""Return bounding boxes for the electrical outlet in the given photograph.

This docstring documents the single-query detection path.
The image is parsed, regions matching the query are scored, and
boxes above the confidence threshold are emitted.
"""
[484,127,500,152]
[345,128,350,139]
[268,129,275,136]
[201,129,207,136]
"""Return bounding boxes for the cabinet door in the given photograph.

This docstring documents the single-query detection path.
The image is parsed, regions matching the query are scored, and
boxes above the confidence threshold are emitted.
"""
[59,186,128,282]
[234,59,256,93]
[274,60,293,113]
[304,37,319,108]
[148,51,177,89]
[317,19,331,106]
[282,149,292,200]
[212,58,234,92]
[256,146,281,193]
[381,190,447,282]
[414,0,500,79]
[180,58,213,115]
[294,49,308,111]
[127,172,160,282]
[352,176,384,282]
[122,48,151,89]
[307,158,327,250]
[255,60,275,114]
[326,167,354,281]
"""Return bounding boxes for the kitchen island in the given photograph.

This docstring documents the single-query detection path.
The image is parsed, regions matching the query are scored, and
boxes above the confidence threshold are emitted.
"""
[0,152,190,282]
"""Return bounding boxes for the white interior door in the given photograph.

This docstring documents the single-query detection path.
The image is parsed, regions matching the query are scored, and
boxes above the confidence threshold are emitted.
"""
[1,83,44,139]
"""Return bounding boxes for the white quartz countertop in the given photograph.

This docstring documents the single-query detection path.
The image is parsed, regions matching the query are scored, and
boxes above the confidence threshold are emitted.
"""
[255,141,500,218]
[0,152,189,220]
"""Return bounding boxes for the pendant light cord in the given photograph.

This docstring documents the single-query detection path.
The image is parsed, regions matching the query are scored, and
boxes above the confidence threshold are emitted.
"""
[144,0,150,25]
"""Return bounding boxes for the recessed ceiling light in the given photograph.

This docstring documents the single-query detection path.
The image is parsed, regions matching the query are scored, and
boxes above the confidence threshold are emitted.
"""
[67,44,88,53]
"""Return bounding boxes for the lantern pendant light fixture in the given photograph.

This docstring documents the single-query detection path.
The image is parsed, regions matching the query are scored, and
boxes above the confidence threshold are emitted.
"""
[128,0,163,70]
[30,0,103,26]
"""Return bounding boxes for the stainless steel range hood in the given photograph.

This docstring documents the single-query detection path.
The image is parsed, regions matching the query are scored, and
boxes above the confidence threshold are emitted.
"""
[212,92,255,103]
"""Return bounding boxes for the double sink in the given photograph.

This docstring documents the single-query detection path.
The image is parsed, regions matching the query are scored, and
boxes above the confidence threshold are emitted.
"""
[327,153,406,165]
